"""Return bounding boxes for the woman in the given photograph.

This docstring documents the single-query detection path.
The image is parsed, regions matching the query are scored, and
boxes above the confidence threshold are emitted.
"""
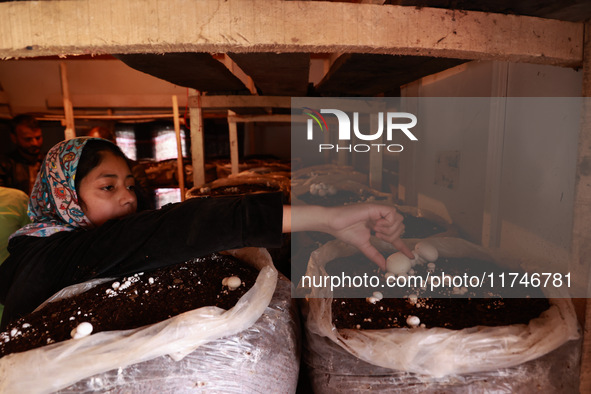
[0,137,410,328]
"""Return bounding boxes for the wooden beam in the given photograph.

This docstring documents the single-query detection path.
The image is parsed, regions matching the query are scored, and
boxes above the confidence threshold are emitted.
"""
[39,113,177,121]
[323,53,345,79]
[0,0,583,67]
[191,95,387,112]
[189,95,292,109]
[227,114,293,123]
[46,94,188,109]
[214,54,257,95]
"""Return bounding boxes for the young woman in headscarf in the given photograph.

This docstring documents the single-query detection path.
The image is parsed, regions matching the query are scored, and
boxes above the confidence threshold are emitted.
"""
[0,137,411,328]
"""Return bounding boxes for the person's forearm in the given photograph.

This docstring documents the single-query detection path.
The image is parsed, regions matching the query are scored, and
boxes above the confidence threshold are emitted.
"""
[282,205,331,234]
[282,205,291,233]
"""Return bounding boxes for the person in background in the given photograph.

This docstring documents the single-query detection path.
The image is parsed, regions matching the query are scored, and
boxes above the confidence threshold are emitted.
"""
[0,137,412,327]
[0,115,45,195]
[0,186,30,322]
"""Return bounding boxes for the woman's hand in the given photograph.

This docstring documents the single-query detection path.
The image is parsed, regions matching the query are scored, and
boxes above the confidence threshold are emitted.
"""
[284,204,414,270]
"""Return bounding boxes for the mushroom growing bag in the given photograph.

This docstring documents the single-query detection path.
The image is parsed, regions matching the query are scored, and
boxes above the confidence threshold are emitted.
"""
[0,248,289,394]
[303,237,580,379]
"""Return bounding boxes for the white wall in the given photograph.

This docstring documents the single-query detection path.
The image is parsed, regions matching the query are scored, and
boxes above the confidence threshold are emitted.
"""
[499,65,581,269]
[401,60,582,273]
[403,62,497,244]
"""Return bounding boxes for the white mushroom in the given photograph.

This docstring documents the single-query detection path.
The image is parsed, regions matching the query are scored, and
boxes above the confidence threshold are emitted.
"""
[386,252,412,276]
[414,241,439,263]
[71,322,93,339]
[406,315,421,328]
[222,276,242,290]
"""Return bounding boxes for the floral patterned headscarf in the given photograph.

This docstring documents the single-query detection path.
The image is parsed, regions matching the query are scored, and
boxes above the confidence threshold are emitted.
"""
[11,137,102,238]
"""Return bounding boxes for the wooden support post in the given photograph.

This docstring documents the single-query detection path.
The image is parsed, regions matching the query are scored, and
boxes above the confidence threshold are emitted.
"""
[59,62,75,140]
[172,95,185,201]
[189,90,205,187]
[216,54,257,94]
[228,110,239,176]
[575,22,591,394]
[482,62,509,248]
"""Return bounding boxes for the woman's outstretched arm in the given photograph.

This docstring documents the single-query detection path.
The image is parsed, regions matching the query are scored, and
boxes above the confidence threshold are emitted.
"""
[283,204,413,270]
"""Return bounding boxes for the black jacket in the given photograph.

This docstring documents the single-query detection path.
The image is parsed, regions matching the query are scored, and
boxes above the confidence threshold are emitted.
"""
[0,150,43,195]
[0,193,283,327]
